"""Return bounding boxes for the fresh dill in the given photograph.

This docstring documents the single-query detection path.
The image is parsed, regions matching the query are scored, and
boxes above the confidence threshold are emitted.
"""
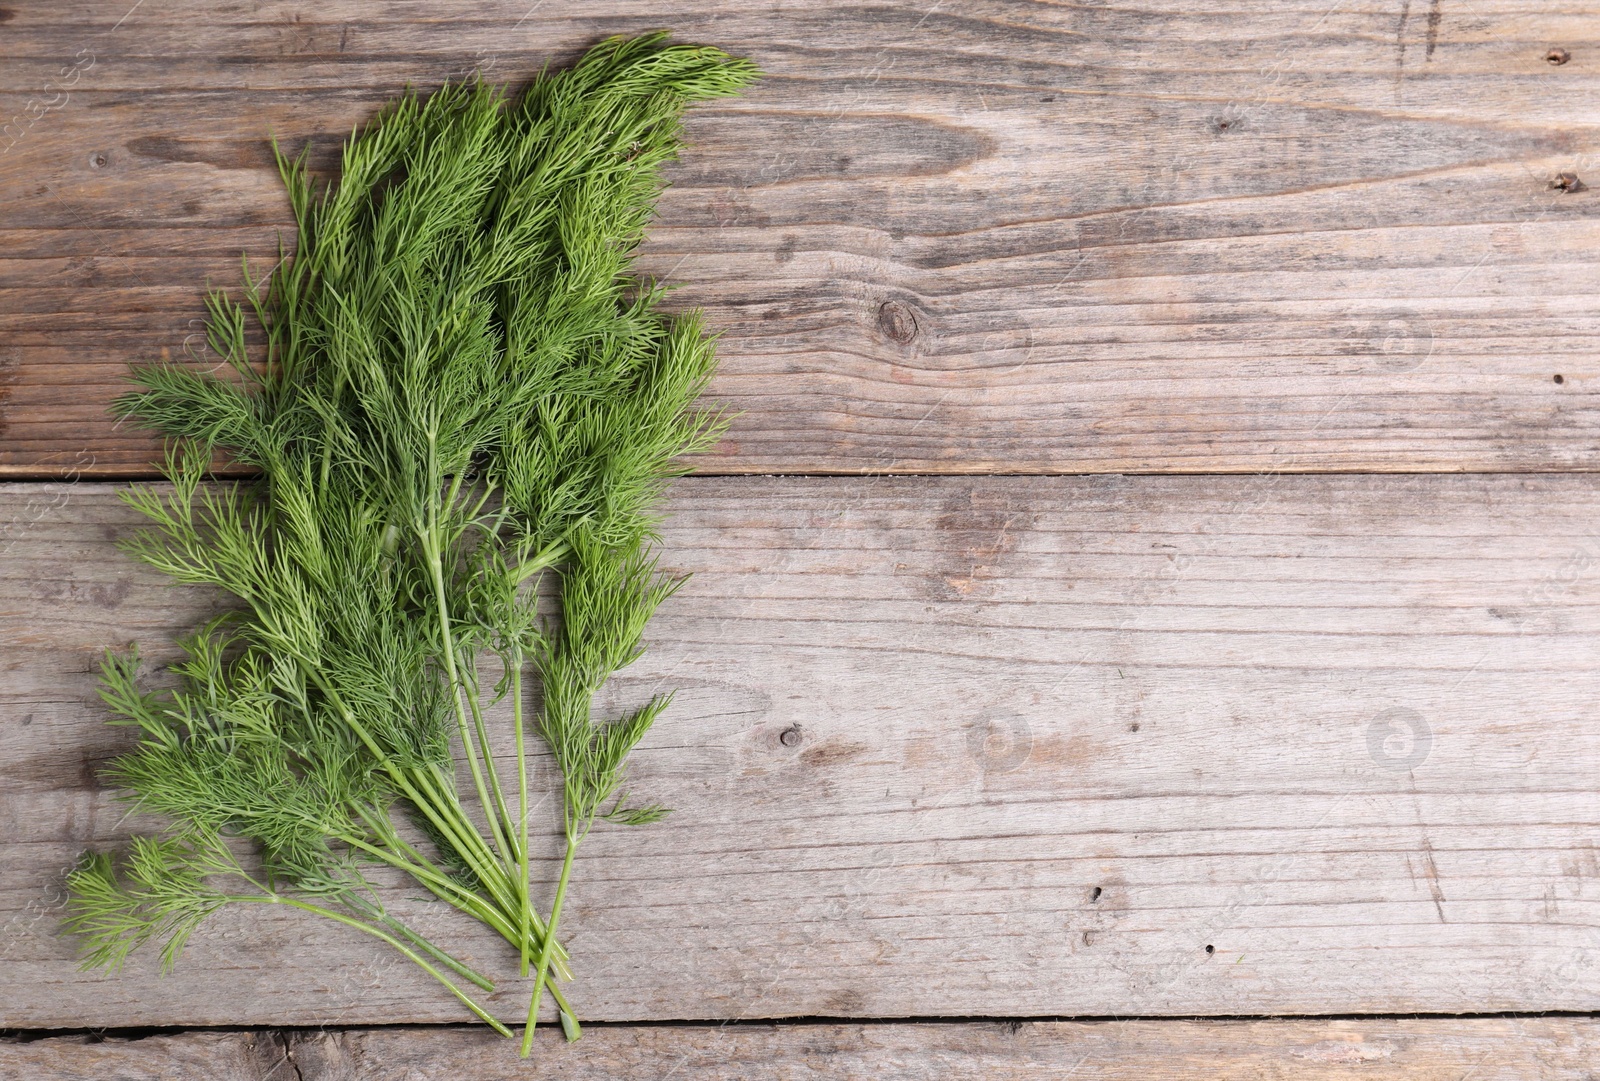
[62,33,757,1053]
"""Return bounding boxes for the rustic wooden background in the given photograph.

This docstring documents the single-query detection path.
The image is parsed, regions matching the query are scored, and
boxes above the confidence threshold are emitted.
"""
[3,0,1599,1077]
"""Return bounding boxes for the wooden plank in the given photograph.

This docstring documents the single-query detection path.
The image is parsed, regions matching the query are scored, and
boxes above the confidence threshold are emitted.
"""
[9,1019,1600,1080]
[0,1030,285,1081]
[2,1,1598,476]
[3,476,1600,1027]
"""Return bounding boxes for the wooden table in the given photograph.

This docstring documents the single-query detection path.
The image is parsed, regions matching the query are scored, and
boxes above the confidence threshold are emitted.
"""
[3,2,1599,1076]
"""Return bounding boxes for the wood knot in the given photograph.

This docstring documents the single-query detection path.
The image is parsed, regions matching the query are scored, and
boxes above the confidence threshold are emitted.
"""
[1547,47,1571,66]
[1551,171,1586,193]
[877,300,918,345]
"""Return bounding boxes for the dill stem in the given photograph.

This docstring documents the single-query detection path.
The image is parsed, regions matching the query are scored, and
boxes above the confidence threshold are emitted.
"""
[199,831,504,996]
[425,519,515,872]
[338,825,493,916]
[513,540,568,584]
[381,916,496,991]
[384,777,581,996]
[314,676,507,885]
[512,658,533,977]
[342,897,497,993]
[409,765,517,903]
[521,834,576,1057]
[234,894,512,1038]
[310,672,507,913]
[348,803,575,986]
[295,659,571,986]
[460,656,521,869]
[385,851,578,1003]
[306,683,531,957]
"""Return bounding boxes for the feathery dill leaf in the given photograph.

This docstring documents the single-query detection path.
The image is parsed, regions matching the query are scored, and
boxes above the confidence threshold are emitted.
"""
[65,33,757,1051]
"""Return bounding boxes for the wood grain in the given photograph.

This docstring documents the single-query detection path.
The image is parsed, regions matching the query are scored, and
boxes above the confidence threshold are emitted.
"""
[3,476,1599,1027]
[9,1019,1600,1080]
[2,1,1598,476]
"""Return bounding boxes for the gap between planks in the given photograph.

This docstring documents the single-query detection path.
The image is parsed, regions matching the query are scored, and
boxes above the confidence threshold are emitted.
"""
[7,1019,1600,1080]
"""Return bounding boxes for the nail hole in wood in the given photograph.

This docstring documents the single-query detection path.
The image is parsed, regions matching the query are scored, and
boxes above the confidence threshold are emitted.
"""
[1090,886,1102,901]
[1547,47,1571,65]
[1551,172,1586,193]
[1205,944,1215,955]
[89,153,108,169]
[1554,374,1565,384]
[779,725,803,748]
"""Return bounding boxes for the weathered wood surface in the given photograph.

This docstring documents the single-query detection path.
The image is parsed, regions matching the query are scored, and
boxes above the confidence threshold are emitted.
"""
[3,476,1599,1027]
[9,1019,1600,1080]
[2,1,1599,476]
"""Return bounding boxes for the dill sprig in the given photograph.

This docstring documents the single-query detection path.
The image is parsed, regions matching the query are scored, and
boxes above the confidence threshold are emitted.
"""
[63,33,757,1051]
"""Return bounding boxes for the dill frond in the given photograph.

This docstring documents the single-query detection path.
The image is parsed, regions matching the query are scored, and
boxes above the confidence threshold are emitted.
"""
[64,33,758,1050]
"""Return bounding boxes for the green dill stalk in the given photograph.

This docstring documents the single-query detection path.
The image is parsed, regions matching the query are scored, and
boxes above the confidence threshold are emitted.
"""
[65,828,508,1035]
[521,532,686,1054]
[63,33,755,1046]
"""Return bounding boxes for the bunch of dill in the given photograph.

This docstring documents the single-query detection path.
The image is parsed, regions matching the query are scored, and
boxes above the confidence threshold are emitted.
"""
[62,34,757,1053]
